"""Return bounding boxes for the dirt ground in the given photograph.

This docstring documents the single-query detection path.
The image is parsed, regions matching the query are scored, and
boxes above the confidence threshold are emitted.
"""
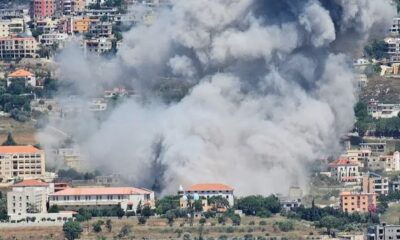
[0,117,37,145]
[0,216,327,240]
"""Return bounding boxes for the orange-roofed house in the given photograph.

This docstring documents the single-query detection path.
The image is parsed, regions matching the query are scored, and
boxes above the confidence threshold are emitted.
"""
[179,183,235,211]
[0,145,45,182]
[7,69,36,87]
[49,186,155,213]
[329,158,360,183]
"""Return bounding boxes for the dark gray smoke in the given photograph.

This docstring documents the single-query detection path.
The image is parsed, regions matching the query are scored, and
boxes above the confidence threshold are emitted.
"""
[38,0,395,195]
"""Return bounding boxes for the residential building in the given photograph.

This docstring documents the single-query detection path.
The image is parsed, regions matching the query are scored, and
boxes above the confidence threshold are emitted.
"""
[368,99,400,119]
[362,172,389,196]
[340,191,377,213]
[38,33,69,48]
[360,142,387,155]
[341,147,372,167]
[0,9,24,19]
[7,69,36,87]
[366,152,400,172]
[328,159,360,183]
[72,17,93,34]
[84,37,112,55]
[0,146,45,182]
[89,21,112,38]
[78,8,117,21]
[49,187,155,212]
[35,17,59,34]
[33,0,56,20]
[0,19,24,37]
[7,180,52,217]
[178,183,235,208]
[86,0,106,6]
[73,0,86,12]
[56,147,82,170]
[0,37,38,60]
[389,17,400,36]
[88,98,107,111]
[367,224,400,240]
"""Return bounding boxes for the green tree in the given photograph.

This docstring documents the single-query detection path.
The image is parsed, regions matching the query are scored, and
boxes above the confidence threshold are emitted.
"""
[63,221,83,240]
[318,215,341,234]
[92,221,102,232]
[155,195,180,215]
[48,204,59,213]
[106,219,112,232]
[194,199,203,212]
[2,132,17,146]
[165,210,175,226]
[275,220,294,232]
[141,206,153,217]
[364,40,388,59]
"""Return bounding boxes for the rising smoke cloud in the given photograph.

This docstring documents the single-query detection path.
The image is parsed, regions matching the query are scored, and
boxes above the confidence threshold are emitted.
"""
[39,0,395,195]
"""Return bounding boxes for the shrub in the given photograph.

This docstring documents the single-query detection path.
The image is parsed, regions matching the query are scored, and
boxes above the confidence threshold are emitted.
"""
[249,220,255,225]
[259,220,267,225]
[275,220,294,232]
[199,218,206,225]
[138,216,147,225]
[226,227,234,233]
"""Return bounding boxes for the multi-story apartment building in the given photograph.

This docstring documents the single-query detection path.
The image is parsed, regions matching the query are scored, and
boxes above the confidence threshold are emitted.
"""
[0,9,24,19]
[33,0,56,20]
[368,99,400,119]
[0,146,45,182]
[72,17,93,33]
[38,33,69,48]
[88,98,107,111]
[341,147,372,167]
[0,37,38,60]
[84,37,112,55]
[56,147,82,170]
[49,187,155,212]
[89,21,112,38]
[367,224,400,240]
[178,183,235,208]
[7,180,52,216]
[366,152,400,172]
[329,159,360,183]
[0,19,24,37]
[35,17,59,34]
[362,173,389,196]
[85,0,106,7]
[340,191,376,213]
[7,69,36,87]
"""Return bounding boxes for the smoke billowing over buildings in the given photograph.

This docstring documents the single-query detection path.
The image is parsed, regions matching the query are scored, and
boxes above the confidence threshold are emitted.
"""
[38,0,396,195]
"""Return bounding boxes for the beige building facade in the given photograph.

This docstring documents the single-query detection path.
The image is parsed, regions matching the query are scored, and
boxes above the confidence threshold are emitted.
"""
[0,146,45,182]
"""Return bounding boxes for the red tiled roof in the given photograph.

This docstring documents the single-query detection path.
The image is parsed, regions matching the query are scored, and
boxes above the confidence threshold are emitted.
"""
[8,69,33,78]
[187,183,234,192]
[0,146,41,154]
[14,179,48,187]
[328,158,358,167]
[50,187,152,196]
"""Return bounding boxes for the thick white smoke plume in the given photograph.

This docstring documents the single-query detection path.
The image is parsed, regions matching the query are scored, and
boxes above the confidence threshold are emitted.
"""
[39,0,395,195]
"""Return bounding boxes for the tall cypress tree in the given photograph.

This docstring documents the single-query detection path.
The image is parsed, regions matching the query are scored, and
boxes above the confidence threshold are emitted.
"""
[2,132,17,146]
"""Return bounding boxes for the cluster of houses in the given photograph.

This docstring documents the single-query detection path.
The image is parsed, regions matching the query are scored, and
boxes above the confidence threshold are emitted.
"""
[323,140,400,214]
[0,142,237,223]
[0,0,170,60]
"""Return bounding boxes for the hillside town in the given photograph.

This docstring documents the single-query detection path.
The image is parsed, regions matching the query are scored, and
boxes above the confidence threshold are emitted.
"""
[1,0,400,240]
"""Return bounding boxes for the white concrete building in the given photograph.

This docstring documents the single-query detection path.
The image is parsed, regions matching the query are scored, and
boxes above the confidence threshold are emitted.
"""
[7,180,53,217]
[0,19,24,37]
[179,183,235,207]
[38,33,69,48]
[84,37,112,55]
[328,159,360,183]
[367,99,400,119]
[7,69,36,87]
[88,98,107,111]
[49,187,155,212]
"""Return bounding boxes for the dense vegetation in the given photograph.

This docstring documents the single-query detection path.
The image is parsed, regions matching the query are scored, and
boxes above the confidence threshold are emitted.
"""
[354,101,400,138]
[364,40,388,60]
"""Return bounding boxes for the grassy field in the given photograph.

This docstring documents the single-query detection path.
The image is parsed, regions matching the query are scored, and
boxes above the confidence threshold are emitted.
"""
[0,216,325,240]
[381,203,400,225]
[0,117,37,145]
